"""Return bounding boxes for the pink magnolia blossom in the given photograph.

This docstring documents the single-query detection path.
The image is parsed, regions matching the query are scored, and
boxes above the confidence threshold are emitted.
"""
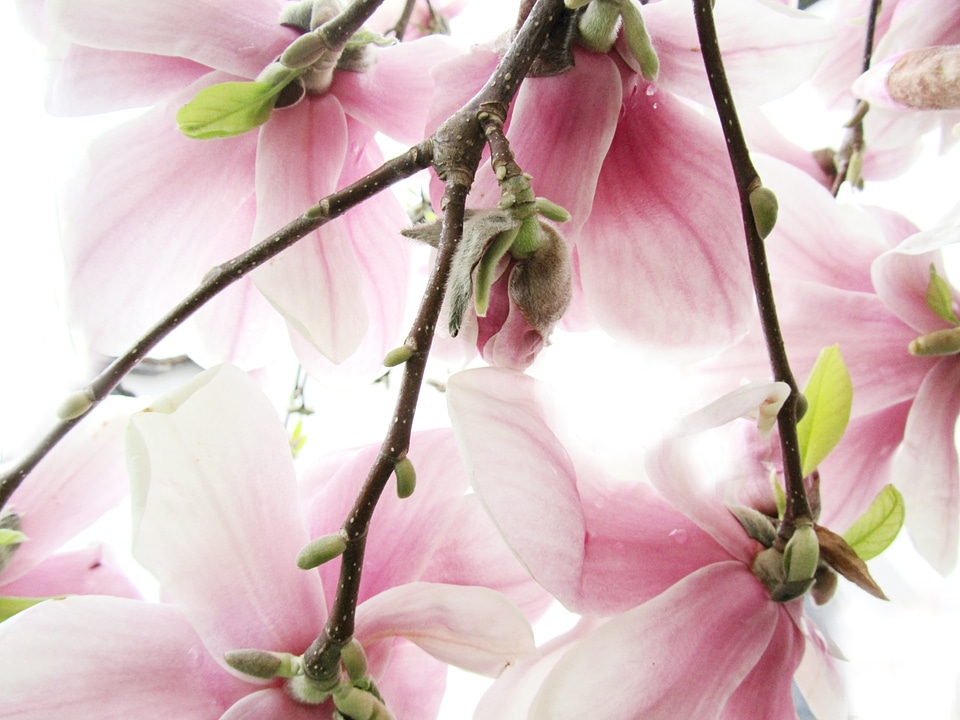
[447,367,844,719]
[40,0,459,374]
[706,155,960,573]
[0,364,542,717]
[0,398,142,603]
[425,0,832,362]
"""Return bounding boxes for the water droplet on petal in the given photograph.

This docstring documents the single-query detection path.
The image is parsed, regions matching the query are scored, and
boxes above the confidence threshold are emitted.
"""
[651,102,659,110]
[669,528,688,544]
[645,85,657,97]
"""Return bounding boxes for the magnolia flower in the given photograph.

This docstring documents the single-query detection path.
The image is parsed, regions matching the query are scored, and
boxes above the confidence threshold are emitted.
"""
[447,368,846,719]
[0,364,542,717]
[38,0,459,374]
[426,0,832,359]
[0,398,141,607]
[704,155,960,573]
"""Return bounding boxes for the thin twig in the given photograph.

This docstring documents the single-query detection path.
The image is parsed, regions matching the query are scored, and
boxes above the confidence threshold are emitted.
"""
[691,0,810,536]
[0,143,432,511]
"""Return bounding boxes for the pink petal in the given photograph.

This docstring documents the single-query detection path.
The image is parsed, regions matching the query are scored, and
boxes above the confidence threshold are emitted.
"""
[794,629,849,720]
[1,397,137,585]
[47,44,208,115]
[0,596,248,717]
[530,562,779,720]
[720,604,805,720]
[128,365,325,661]
[48,0,297,78]
[644,0,833,106]
[895,359,960,574]
[251,96,370,364]
[302,429,470,607]
[447,368,731,614]
[60,77,258,356]
[0,544,141,600]
[872,239,959,334]
[354,581,535,677]
[577,83,752,356]
[220,688,321,720]
[332,36,461,144]
[367,640,447,720]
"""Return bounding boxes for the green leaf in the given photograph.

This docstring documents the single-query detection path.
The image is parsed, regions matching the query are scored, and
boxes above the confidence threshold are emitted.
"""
[177,81,282,139]
[925,263,960,326]
[796,345,853,476]
[0,596,61,623]
[842,485,905,561]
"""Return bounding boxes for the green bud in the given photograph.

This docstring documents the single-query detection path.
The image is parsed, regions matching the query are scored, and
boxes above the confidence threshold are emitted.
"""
[534,197,572,223]
[340,638,368,682]
[474,225,519,317]
[578,0,622,54]
[333,686,393,720]
[297,532,347,570]
[748,185,779,240]
[619,0,659,82]
[286,675,335,705]
[382,342,415,367]
[0,514,25,574]
[783,524,819,584]
[224,649,284,679]
[56,388,95,420]
[908,327,960,356]
[728,505,776,548]
[846,149,864,189]
[394,457,417,500]
[510,215,544,259]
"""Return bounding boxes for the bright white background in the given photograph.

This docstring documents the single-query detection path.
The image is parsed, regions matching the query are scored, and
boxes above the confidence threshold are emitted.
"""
[4,1,960,718]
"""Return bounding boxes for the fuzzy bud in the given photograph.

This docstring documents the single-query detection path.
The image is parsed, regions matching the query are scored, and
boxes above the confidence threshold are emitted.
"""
[224,649,284,679]
[333,686,393,720]
[748,186,779,240]
[340,639,369,682]
[908,327,960,356]
[394,457,417,499]
[620,0,658,82]
[297,532,347,570]
[784,524,819,584]
[578,0,622,54]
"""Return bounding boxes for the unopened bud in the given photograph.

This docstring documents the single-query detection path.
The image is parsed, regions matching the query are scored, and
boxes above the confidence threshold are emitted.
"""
[811,563,838,605]
[748,186,779,240]
[394,457,417,499]
[286,675,335,705]
[534,197,571,223]
[383,342,415,367]
[620,0,659,82]
[0,513,25,573]
[281,32,330,69]
[297,532,347,570]
[784,524,819,584]
[578,0,622,54]
[224,649,284,679]
[56,388,96,420]
[340,638,368,682]
[333,686,393,720]
[908,327,960,356]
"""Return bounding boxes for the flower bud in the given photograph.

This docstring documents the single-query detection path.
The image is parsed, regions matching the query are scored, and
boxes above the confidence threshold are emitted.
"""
[382,342,415,367]
[908,327,960,356]
[281,32,331,69]
[56,388,95,420]
[748,186,779,240]
[853,45,960,111]
[783,524,819,584]
[340,638,368,682]
[0,513,25,573]
[224,649,285,679]
[394,457,417,499]
[297,532,348,570]
[535,197,572,223]
[578,0,622,54]
[620,0,659,82]
[333,686,393,720]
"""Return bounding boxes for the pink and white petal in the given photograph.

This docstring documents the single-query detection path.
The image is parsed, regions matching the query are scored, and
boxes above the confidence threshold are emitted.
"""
[894,359,960,575]
[447,368,731,614]
[740,112,833,189]
[419,493,555,622]
[446,368,589,606]
[817,402,910,532]
[61,78,258,356]
[530,562,778,720]
[291,119,410,377]
[251,96,369,364]
[720,605,805,720]
[872,244,955,334]
[672,380,790,438]
[354,581,536,677]
[577,86,752,356]
[368,639,447,720]
[644,0,833,107]
[490,50,622,238]
[332,36,462,145]
[47,44,209,115]
[425,46,499,137]
[0,595,249,718]
[128,365,325,661]
[303,429,471,606]
[219,688,322,720]
[646,436,760,564]
[0,544,141,600]
[756,155,897,293]
[0,397,139,585]
[794,626,849,720]
[47,0,297,79]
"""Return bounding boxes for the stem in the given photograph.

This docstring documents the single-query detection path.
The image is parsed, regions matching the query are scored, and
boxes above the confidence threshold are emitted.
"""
[302,0,567,680]
[319,0,390,47]
[691,0,810,535]
[830,0,882,196]
[0,143,432,512]
[390,0,417,40]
